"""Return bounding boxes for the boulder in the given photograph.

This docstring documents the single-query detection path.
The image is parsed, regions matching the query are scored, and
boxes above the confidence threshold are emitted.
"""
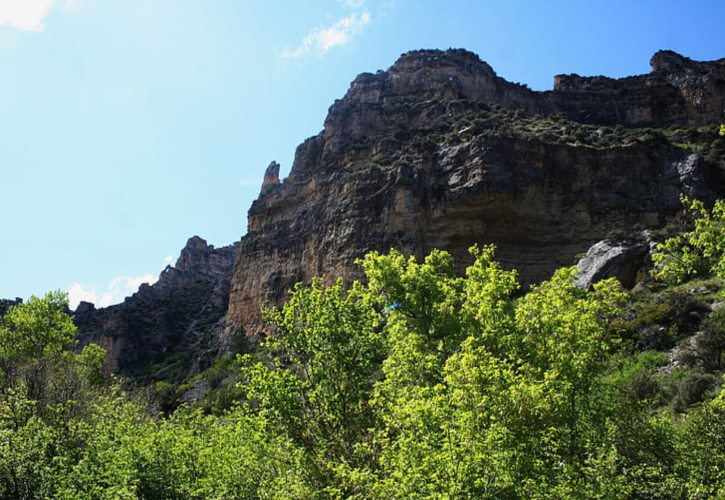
[574,237,650,289]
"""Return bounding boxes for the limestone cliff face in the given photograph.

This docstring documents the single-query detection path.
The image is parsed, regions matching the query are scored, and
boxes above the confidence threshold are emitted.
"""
[75,237,238,373]
[545,50,725,127]
[226,49,724,339]
[74,48,724,371]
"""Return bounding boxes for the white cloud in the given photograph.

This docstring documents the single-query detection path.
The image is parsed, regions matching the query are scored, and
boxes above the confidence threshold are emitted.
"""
[68,272,158,310]
[282,11,371,59]
[0,0,54,31]
[67,282,98,309]
[164,255,174,266]
[0,0,76,32]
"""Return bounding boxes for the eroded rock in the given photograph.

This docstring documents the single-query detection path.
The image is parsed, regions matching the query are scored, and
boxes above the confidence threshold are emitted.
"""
[75,237,239,374]
[574,237,651,289]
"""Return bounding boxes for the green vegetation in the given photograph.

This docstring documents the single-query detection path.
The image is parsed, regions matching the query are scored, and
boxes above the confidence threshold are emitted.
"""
[653,198,725,285]
[366,98,725,156]
[1,204,724,497]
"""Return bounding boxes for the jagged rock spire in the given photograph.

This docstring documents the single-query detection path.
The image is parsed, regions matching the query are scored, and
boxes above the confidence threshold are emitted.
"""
[260,161,280,195]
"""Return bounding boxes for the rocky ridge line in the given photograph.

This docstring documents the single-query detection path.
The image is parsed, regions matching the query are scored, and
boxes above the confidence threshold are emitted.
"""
[75,236,238,374]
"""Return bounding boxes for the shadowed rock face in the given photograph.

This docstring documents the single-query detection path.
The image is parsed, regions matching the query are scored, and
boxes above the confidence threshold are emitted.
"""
[226,48,724,341]
[544,50,725,127]
[0,298,23,317]
[74,237,238,373]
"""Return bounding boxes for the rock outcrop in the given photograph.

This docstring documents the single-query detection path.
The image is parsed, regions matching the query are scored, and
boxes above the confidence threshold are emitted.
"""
[226,49,724,340]
[260,161,281,195]
[0,298,23,317]
[573,235,654,290]
[544,50,725,127]
[75,237,238,374]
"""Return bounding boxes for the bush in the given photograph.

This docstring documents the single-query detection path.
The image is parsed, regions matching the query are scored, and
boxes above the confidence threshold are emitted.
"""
[698,308,725,371]
[673,372,720,411]
[652,198,725,285]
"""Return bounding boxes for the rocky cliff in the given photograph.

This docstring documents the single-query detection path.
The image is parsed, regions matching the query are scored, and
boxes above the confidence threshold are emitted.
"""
[0,298,23,317]
[545,50,725,127]
[226,48,724,340]
[76,48,724,374]
[75,237,238,374]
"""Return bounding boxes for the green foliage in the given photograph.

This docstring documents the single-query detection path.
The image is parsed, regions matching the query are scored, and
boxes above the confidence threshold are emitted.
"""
[0,292,110,421]
[80,343,107,385]
[241,277,384,490]
[672,371,720,411]
[58,392,147,499]
[367,253,629,497]
[1,243,724,497]
[0,291,76,359]
[697,308,725,371]
[0,390,67,499]
[0,387,311,499]
[674,387,725,497]
[615,282,716,351]
[652,197,725,285]
[603,351,668,404]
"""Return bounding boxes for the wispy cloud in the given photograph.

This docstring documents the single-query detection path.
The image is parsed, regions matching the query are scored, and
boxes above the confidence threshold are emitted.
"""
[0,0,76,32]
[282,11,371,59]
[68,272,158,310]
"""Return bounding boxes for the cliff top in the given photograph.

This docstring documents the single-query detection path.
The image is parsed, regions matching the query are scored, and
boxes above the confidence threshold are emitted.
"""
[339,48,725,103]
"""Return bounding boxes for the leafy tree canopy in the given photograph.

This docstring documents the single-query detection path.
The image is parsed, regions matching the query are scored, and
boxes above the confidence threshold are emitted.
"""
[0,291,76,359]
[653,197,725,285]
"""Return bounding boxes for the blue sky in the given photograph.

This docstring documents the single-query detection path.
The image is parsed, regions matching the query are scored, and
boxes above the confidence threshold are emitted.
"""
[1,0,724,308]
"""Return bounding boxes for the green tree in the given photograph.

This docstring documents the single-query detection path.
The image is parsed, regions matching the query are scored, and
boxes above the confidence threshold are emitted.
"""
[362,247,519,497]
[673,386,725,498]
[0,291,107,411]
[355,247,628,497]
[241,277,385,492]
[652,198,725,285]
[0,291,75,360]
[4,241,723,497]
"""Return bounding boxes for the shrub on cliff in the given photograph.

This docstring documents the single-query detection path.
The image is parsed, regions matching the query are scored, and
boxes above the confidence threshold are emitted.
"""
[653,198,725,285]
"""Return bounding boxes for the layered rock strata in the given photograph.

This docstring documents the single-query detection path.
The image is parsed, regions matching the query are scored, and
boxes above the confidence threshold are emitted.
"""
[227,49,724,339]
